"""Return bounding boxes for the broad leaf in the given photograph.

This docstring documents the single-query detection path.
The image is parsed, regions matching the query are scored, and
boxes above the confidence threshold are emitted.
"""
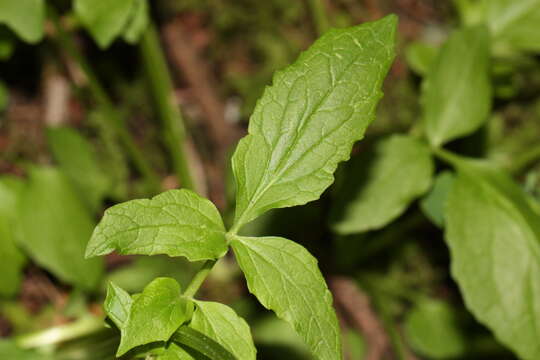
[404,298,467,359]
[331,135,433,234]
[47,127,110,212]
[0,0,44,43]
[231,235,341,360]
[104,282,132,329]
[74,0,136,48]
[445,159,540,359]
[18,167,103,290]
[420,171,455,227]
[117,278,193,356]
[422,26,491,147]
[231,15,397,230]
[191,301,256,360]
[0,177,26,297]
[85,189,228,261]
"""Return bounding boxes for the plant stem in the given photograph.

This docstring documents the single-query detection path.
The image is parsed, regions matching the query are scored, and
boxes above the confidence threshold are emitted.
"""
[307,0,330,35]
[183,259,217,298]
[16,316,105,349]
[139,23,195,191]
[47,6,161,193]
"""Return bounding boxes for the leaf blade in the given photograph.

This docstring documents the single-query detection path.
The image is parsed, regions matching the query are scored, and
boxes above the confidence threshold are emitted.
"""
[85,189,227,261]
[231,235,341,360]
[231,15,397,229]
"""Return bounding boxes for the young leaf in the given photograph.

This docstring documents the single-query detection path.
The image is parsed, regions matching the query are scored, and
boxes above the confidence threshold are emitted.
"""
[74,0,137,48]
[445,159,540,359]
[104,282,132,329]
[47,127,110,212]
[0,177,26,297]
[231,235,341,360]
[0,0,44,43]
[422,26,491,147]
[330,135,433,234]
[420,171,455,227]
[17,167,103,290]
[231,15,397,230]
[117,277,193,356]
[190,301,256,360]
[85,189,228,261]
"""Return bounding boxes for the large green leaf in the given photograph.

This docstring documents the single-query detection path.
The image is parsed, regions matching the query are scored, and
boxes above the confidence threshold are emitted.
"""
[0,177,26,297]
[47,127,110,212]
[422,26,491,147]
[191,301,256,360]
[0,0,44,43]
[17,167,103,290]
[74,0,138,48]
[445,159,540,359]
[85,189,227,261]
[117,278,193,356]
[231,15,397,230]
[330,135,433,234]
[231,235,340,360]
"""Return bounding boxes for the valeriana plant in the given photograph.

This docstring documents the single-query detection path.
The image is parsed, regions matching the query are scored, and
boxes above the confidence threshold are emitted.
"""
[85,15,397,359]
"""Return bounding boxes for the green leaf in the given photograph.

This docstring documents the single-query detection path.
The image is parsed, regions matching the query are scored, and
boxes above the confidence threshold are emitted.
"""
[404,41,439,76]
[173,326,236,360]
[17,167,103,290]
[445,158,540,359]
[159,343,199,360]
[231,235,341,360]
[404,298,467,359]
[85,189,228,261]
[122,0,149,44]
[422,26,491,147]
[231,15,397,230]
[420,171,455,227]
[104,282,132,329]
[47,127,110,212]
[0,0,44,43]
[117,277,193,356]
[0,177,26,297]
[330,135,433,234]
[190,301,256,360]
[74,0,136,48]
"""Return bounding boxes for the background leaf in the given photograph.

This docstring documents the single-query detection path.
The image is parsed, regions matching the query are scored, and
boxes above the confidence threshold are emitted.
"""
[420,171,455,227]
[0,0,44,43]
[85,189,227,261]
[445,159,540,359]
[231,15,397,229]
[331,134,433,234]
[422,26,491,147]
[191,301,256,360]
[231,235,341,360]
[17,167,103,290]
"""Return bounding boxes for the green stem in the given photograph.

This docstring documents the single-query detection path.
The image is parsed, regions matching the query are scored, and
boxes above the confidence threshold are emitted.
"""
[307,0,330,35]
[47,6,161,193]
[183,259,217,298]
[139,23,195,191]
[16,316,105,349]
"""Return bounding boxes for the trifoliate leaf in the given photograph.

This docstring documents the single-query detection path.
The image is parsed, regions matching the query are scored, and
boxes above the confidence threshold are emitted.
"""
[231,15,397,230]
[85,189,228,261]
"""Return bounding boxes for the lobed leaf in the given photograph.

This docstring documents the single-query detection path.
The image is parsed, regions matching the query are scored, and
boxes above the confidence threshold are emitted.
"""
[85,189,228,261]
[116,278,193,356]
[231,15,397,230]
[330,134,433,234]
[422,26,491,147]
[445,159,540,359]
[231,235,341,360]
